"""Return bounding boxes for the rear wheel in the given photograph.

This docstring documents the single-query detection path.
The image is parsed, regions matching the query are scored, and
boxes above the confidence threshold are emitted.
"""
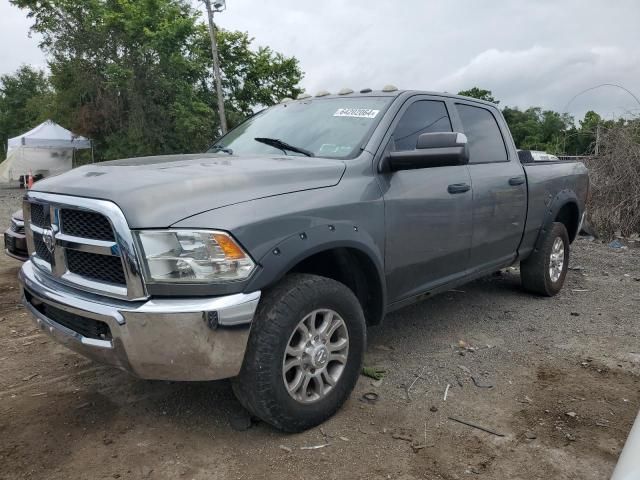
[520,222,570,296]
[232,274,366,432]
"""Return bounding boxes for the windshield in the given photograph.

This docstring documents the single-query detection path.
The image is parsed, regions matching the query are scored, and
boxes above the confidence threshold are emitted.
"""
[209,97,393,159]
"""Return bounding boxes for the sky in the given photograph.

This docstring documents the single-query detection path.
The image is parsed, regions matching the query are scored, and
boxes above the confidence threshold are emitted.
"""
[2,0,639,122]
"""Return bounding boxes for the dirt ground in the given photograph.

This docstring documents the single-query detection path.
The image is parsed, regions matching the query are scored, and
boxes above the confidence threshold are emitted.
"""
[0,186,639,480]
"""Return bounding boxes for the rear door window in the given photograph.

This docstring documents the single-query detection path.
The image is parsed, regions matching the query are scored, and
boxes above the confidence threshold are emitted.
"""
[392,100,452,151]
[455,104,508,163]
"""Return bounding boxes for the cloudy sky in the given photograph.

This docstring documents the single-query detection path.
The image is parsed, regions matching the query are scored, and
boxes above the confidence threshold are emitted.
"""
[2,0,639,121]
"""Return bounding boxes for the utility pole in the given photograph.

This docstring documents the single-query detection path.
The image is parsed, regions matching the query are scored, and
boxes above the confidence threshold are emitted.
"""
[203,0,228,134]
[595,123,600,156]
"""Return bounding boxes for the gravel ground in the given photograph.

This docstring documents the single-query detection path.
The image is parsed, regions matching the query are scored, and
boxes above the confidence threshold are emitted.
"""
[0,185,23,231]
[0,188,639,480]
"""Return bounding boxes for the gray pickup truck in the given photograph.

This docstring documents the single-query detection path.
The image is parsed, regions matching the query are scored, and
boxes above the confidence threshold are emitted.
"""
[19,89,588,432]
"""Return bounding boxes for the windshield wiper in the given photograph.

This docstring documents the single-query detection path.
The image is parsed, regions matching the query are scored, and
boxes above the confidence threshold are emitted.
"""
[254,137,314,157]
[210,144,233,155]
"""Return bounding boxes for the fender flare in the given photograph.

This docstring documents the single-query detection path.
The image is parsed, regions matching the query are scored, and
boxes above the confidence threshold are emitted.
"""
[533,189,581,251]
[243,221,386,322]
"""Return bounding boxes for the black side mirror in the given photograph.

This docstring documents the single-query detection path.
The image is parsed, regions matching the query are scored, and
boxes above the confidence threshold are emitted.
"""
[380,132,469,172]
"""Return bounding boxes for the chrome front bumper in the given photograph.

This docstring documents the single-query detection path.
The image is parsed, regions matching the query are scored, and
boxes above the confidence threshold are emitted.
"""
[4,228,28,261]
[19,260,261,381]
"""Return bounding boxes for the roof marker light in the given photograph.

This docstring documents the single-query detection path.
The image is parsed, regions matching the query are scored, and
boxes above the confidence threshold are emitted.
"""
[297,93,312,100]
[360,88,372,93]
[338,88,354,95]
[280,97,293,103]
[315,90,330,97]
[382,84,398,92]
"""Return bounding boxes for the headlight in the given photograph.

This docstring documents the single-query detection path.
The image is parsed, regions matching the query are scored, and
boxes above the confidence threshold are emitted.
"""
[136,230,255,283]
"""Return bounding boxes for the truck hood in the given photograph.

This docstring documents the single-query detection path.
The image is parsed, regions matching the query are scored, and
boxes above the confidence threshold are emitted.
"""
[33,153,346,228]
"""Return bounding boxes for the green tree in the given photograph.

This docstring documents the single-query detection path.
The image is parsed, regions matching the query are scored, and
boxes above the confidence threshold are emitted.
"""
[457,87,499,104]
[502,106,580,154]
[12,0,303,160]
[0,65,53,158]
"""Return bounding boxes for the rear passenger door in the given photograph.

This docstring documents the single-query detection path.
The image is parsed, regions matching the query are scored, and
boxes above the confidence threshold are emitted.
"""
[379,97,473,303]
[451,102,527,272]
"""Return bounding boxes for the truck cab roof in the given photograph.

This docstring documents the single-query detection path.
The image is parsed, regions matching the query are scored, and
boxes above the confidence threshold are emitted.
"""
[290,89,499,108]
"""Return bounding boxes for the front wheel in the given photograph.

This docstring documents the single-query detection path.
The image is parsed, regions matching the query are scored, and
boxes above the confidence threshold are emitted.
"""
[232,274,366,432]
[520,222,570,296]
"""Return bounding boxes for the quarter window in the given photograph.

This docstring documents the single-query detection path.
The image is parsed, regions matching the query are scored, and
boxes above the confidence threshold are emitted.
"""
[456,104,508,163]
[392,100,452,151]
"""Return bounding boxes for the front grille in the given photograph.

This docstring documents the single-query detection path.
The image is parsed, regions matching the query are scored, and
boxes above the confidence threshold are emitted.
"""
[33,232,53,264]
[26,291,111,340]
[10,221,25,234]
[61,209,115,241]
[30,203,46,227]
[66,249,126,285]
[24,193,145,300]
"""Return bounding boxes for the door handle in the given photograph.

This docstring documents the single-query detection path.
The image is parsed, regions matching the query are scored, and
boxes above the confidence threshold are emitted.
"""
[509,175,525,186]
[447,183,471,194]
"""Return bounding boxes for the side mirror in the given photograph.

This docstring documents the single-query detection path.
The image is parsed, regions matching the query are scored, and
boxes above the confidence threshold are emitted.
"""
[380,132,469,172]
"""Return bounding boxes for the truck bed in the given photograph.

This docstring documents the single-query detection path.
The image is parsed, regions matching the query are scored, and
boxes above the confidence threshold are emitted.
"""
[519,161,589,258]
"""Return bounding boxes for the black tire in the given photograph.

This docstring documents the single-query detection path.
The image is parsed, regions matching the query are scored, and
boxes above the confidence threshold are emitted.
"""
[231,273,366,432]
[520,222,570,296]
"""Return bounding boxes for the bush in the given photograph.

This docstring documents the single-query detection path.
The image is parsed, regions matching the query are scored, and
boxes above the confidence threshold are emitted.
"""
[584,120,640,239]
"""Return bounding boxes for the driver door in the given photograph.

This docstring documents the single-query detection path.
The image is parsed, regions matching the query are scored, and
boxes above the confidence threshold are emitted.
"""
[378,97,473,303]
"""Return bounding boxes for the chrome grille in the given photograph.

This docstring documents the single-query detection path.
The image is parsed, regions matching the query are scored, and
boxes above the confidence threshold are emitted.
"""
[33,232,53,264]
[61,209,115,241]
[23,192,147,301]
[30,203,46,227]
[66,249,126,285]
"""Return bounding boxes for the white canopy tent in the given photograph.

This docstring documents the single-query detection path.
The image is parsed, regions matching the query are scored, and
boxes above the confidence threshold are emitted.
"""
[0,120,92,182]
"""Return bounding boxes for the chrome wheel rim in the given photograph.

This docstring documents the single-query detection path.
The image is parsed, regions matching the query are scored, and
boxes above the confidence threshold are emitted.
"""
[282,309,349,404]
[549,237,565,283]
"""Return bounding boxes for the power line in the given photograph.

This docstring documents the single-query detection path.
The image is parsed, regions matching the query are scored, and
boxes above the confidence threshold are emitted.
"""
[563,83,640,114]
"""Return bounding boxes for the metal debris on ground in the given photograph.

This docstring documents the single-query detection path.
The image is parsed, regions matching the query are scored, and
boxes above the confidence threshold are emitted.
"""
[524,431,537,440]
[565,411,577,418]
[471,376,494,389]
[361,366,386,381]
[447,416,505,437]
[300,443,330,450]
[391,433,413,442]
[608,239,626,249]
[424,420,427,446]
[443,384,451,401]
[360,392,379,404]
[279,445,292,453]
[457,340,476,352]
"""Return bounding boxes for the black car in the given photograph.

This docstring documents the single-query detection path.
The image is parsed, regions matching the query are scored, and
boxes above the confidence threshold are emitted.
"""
[4,210,28,261]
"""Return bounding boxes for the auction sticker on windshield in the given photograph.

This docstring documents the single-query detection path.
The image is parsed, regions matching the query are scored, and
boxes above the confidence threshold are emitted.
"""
[333,108,380,118]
